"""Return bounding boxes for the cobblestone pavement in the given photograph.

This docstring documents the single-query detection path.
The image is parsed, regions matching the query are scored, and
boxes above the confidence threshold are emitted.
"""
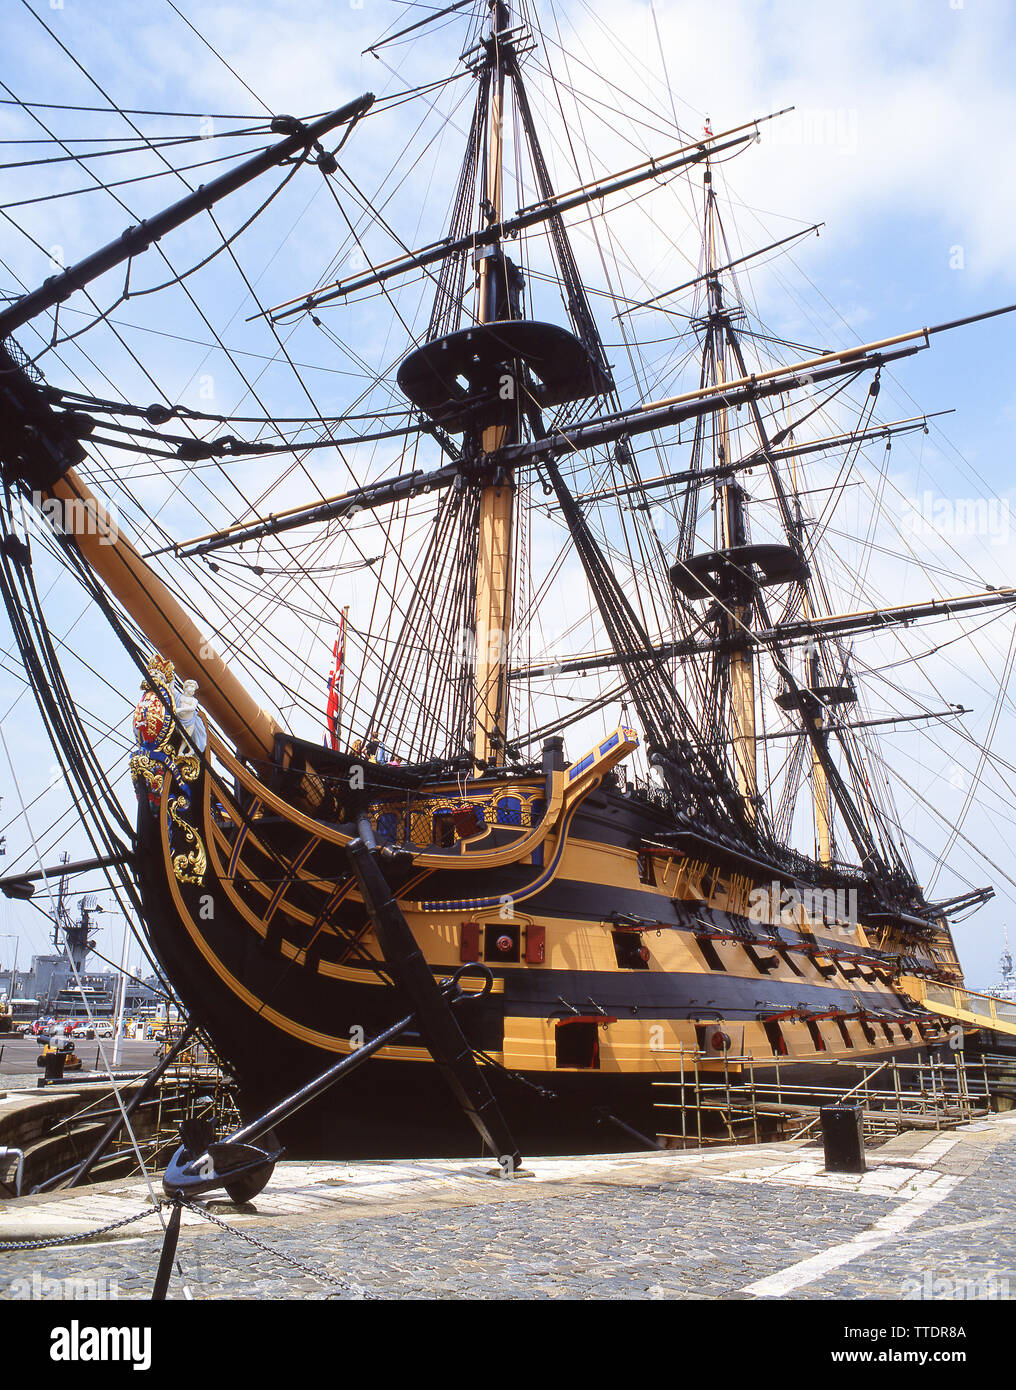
[1,1114,1013,1300]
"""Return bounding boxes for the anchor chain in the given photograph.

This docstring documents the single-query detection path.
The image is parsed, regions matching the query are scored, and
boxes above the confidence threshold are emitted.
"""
[0,1203,161,1251]
[182,1200,367,1298]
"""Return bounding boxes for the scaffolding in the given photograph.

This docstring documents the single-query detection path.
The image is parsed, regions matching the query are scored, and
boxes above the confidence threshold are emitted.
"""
[652,1048,1016,1148]
[22,1034,239,1192]
[104,1034,239,1175]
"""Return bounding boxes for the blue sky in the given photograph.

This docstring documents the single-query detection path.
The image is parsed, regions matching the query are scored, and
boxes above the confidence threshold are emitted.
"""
[1,0,1015,987]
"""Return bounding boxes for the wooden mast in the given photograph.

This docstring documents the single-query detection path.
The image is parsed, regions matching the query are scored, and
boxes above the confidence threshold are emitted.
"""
[787,437,834,864]
[809,645,835,864]
[706,161,758,819]
[472,0,514,769]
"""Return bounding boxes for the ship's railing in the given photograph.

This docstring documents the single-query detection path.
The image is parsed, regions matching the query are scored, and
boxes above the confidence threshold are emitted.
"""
[624,782,881,892]
[205,723,636,874]
[651,1048,1015,1148]
[365,786,546,850]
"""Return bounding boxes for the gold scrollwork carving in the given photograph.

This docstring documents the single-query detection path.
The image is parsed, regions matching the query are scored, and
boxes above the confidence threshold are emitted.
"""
[130,655,207,886]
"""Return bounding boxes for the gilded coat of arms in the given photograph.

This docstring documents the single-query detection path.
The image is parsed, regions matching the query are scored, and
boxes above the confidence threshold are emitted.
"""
[129,654,207,885]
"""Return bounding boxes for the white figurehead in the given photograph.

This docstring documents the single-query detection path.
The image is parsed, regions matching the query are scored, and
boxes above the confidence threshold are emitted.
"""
[176,677,208,754]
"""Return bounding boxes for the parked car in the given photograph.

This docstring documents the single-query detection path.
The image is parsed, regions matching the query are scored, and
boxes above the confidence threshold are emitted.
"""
[71,1024,96,1039]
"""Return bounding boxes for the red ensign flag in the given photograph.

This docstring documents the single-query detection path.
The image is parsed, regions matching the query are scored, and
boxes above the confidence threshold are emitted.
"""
[325,613,345,750]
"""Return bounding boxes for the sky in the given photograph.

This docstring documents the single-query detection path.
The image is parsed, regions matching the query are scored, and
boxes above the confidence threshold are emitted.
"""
[0,0,1015,989]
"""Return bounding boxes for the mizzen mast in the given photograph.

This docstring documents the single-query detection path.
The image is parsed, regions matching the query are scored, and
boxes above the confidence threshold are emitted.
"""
[805,639,836,864]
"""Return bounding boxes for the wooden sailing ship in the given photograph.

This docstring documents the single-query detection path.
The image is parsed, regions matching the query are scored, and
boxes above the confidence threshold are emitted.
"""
[2,0,1016,1156]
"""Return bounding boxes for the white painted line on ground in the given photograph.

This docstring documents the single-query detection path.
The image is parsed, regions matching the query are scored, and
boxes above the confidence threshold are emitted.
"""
[901,1134,962,1166]
[740,1173,962,1298]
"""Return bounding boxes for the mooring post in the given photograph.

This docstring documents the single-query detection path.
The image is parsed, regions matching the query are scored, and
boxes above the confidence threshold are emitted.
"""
[819,1102,866,1173]
[38,1049,66,1086]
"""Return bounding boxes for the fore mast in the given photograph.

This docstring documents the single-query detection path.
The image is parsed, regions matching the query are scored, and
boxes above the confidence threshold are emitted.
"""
[395,0,614,772]
[472,0,515,770]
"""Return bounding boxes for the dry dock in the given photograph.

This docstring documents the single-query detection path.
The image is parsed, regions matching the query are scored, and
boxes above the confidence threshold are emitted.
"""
[0,1112,1014,1301]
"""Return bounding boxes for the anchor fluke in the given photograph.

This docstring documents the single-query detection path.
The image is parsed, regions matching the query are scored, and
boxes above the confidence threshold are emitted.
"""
[163,1131,282,1203]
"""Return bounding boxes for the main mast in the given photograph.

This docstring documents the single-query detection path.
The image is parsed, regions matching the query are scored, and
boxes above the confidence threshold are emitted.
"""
[703,159,759,820]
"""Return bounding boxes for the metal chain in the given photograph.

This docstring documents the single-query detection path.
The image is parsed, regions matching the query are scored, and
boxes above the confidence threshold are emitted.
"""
[0,1203,162,1251]
[1,1197,367,1298]
[182,1200,367,1298]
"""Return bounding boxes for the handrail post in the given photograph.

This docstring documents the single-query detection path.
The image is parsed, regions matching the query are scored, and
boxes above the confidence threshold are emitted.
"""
[695,1051,702,1148]
[680,1045,686,1146]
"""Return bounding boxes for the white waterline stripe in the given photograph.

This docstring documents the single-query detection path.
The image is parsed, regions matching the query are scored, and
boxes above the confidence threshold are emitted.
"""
[741,1174,962,1298]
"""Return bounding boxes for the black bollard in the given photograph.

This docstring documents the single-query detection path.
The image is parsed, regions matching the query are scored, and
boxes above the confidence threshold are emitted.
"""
[820,1103,866,1173]
[38,1050,67,1086]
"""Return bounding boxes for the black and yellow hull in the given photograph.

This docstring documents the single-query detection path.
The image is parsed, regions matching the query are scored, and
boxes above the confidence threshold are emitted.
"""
[132,721,957,1157]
